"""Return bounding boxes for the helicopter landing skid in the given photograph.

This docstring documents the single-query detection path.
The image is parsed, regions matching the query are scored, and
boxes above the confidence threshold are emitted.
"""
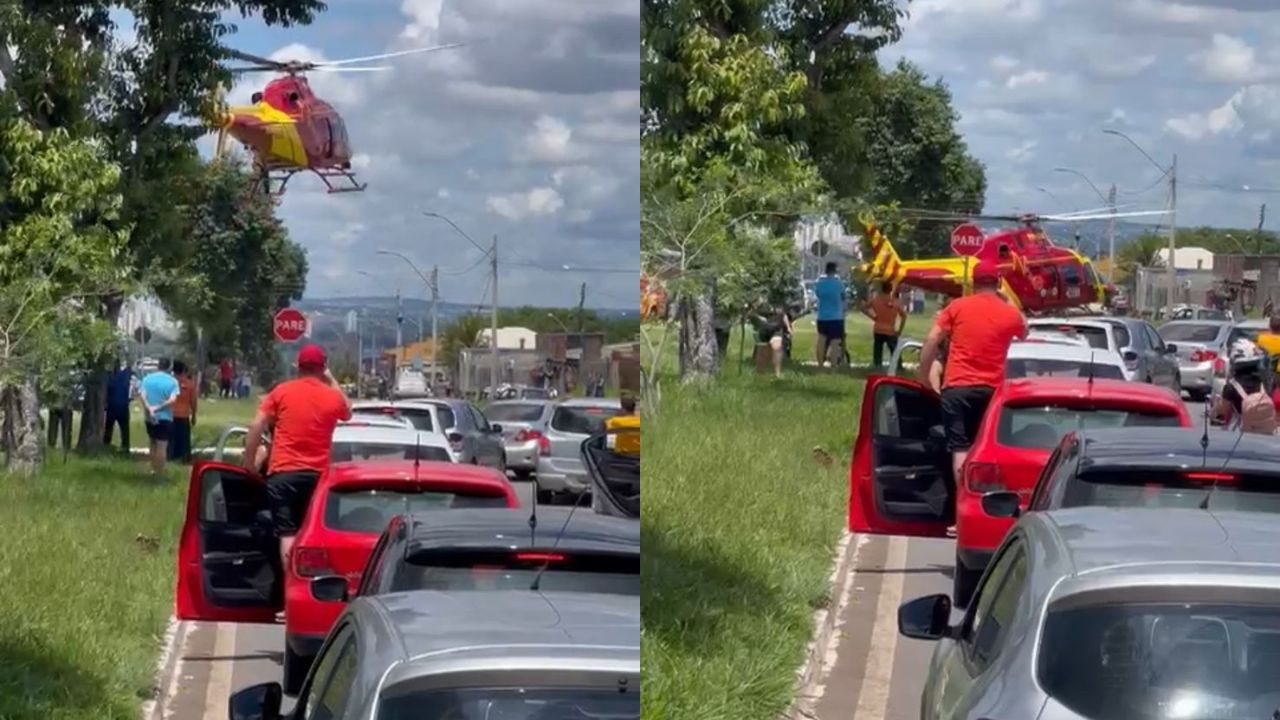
[250,167,367,199]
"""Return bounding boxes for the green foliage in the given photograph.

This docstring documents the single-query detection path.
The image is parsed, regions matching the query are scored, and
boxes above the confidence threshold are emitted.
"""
[439,314,489,371]
[1115,232,1167,285]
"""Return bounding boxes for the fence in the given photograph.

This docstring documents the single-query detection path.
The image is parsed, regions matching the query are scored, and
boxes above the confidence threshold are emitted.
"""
[1133,266,1216,316]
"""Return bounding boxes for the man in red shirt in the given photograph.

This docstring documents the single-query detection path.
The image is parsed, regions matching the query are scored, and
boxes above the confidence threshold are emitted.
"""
[918,262,1027,485]
[243,344,352,578]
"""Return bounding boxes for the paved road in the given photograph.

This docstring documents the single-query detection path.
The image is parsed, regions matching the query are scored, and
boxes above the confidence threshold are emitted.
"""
[158,478,548,719]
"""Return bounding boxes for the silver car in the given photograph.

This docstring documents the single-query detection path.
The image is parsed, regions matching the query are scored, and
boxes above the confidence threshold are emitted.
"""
[1029,317,1181,390]
[536,398,623,501]
[227,590,639,719]
[482,400,555,478]
[900,506,1280,720]
[1157,320,1232,400]
[396,398,507,473]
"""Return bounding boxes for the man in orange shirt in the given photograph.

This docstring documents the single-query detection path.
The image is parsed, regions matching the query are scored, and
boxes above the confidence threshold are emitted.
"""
[918,262,1026,486]
[243,344,352,577]
[168,360,199,463]
[862,281,907,368]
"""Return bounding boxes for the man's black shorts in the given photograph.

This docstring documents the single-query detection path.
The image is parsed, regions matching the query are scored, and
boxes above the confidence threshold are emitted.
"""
[266,470,322,536]
[145,420,172,443]
[941,386,996,452]
[816,319,845,341]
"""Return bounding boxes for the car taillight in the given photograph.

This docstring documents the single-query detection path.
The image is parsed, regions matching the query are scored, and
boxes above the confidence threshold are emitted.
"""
[1184,471,1236,483]
[1214,357,1227,376]
[293,547,334,578]
[1191,349,1218,362]
[538,435,551,456]
[516,552,565,563]
[966,463,1006,494]
[516,429,543,443]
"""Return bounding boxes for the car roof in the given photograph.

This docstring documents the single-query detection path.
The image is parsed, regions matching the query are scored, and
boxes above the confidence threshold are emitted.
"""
[401,507,639,554]
[1027,318,1115,330]
[332,425,449,445]
[1000,377,1183,407]
[1074,427,1280,474]
[351,401,437,411]
[1007,343,1124,365]
[485,399,554,408]
[1158,319,1232,328]
[558,398,622,408]
[1236,318,1269,329]
[327,460,507,486]
[351,590,638,683]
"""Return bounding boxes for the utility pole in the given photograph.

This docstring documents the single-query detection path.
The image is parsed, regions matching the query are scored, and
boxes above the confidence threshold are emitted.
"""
[395,287,403,393]
[577,282,587,393]
[490,234,499,400]
[1167,154,1178,317]
[1258,203,1268,241]
[1106,183,1117,283]
[430,265,439,394]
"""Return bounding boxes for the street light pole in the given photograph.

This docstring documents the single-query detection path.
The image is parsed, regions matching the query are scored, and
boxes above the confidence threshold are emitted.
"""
[1107,184,1117,283]
[430,265,439,393]
[1102,129,1177,316]
[490,234,500,399]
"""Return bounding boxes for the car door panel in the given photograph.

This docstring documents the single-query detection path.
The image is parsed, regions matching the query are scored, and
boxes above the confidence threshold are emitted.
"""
[175,461,282,622]
[849,376,952,537]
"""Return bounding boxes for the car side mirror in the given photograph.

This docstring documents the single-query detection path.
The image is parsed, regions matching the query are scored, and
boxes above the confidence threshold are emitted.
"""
[229,682,283,720]
[1164,343,1177,354]
[981,491,1022,519]
[489,423,503,433]
[310,575,349,603]
[898,593,953,641]
[1122,350,1139,362]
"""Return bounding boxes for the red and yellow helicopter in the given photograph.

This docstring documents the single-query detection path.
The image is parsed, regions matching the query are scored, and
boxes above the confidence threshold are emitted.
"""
[858,208,1171,314]
[211,43,463,197]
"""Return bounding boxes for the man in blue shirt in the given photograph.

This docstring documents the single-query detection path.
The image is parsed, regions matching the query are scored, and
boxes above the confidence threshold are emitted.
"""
[105,359,134,453]
[139,358,180,475]
[813,262,847,366]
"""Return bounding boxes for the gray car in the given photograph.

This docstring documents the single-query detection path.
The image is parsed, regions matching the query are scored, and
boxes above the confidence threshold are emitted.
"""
[1029,316,1180,390]
[482,400,555,478]
[398,398,507,473]
[535,398,623,501]
[899,506,1280,720]
[228,590,639,719]
[1157,320,1232,400]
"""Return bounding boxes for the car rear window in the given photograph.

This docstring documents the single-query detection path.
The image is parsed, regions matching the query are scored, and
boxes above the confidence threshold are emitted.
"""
[1159,324,1222,343]
[485,404,545,423]
[325,489,508,533]
[1062,469,1280,512]
[997,406,1183,449]
[432,404,456,429]
[520,388,550,399]
[393,550,640,595]
[1031,323,1110,349]
[351,407,434,432]
[330,442,452,463]
[1039,601,1280,720]
[551,405,621,434]
[377,687,638,720]
[1005,359,1126,380]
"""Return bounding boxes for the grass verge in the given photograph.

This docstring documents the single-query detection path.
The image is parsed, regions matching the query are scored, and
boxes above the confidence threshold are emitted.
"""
[0,457,188,720]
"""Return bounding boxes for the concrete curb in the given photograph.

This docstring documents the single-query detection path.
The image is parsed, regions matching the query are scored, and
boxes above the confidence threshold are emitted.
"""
[142,614,188,720]
[782,530,860,720]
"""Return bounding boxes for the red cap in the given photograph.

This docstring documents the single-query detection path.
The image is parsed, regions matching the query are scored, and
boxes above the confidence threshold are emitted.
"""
[297,344,327,370]
[973,260,1001,285]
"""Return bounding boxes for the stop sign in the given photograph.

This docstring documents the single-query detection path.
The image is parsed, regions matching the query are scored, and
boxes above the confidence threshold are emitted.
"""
[950,223,985,256]
[273,307,308,343]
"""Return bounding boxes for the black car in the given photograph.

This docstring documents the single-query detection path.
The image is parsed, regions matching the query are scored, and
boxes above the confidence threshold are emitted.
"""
[981,427,1280,519]
[309,507,640,604]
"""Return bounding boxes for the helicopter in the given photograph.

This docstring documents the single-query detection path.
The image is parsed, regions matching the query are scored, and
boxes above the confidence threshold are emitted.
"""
[210,43,464,197]
[857,207,1172,314]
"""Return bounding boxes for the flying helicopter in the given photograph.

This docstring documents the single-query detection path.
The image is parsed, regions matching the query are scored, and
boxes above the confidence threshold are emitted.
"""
[857,207,1172,314]
[209,43,464,197]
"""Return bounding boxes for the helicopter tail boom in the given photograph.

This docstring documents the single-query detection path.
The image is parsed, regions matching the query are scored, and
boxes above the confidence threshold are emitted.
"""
[858,220,907,285]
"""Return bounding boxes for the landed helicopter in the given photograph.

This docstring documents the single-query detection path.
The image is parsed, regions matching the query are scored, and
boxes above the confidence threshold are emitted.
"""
[210,43,463,197]
[857,207,1171,314]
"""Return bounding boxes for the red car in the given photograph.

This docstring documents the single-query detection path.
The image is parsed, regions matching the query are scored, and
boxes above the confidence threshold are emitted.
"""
[174,459,519,694]
[849,375,1190,607]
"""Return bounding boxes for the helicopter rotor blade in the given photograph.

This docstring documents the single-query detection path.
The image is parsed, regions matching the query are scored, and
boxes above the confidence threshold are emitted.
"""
[311,66,392,72]
[1038,209,1173,222]
[226,66,281,73]
[225,48,284,68]
[316,42,467,67]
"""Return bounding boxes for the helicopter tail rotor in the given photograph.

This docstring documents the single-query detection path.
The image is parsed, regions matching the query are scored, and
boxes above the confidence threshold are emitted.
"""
[857,215,906,285]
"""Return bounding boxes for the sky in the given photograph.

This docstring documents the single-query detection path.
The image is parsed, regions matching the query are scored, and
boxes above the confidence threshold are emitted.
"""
[883,0,1280,236]
[114,0,639,309]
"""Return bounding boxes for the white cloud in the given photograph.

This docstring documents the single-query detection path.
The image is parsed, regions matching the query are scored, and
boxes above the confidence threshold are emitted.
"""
[1166,91,1244,140]
[989,55,1019,73]
[523,115,576,162]
[1005,70,1048,88]
[485,187,565,220]
[1195,33,1271,83]
[1006,140,1037,163]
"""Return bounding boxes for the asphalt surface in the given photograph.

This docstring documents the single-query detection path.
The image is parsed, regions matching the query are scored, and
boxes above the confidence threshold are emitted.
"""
[159,478,548,719]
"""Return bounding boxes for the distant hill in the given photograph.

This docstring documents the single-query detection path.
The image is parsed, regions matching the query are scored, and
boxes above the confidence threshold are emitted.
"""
[1032,218,1165,257]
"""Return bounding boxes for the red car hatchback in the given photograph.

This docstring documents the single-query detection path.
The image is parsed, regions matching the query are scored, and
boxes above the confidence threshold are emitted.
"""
[849,375,1190,607]
[174,459,519,694]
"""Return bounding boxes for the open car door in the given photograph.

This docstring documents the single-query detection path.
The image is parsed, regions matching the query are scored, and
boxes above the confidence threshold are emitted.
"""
[887,338,923,378]
[583,431,639,519]
[175,462,282,622]
[848,376,952,537]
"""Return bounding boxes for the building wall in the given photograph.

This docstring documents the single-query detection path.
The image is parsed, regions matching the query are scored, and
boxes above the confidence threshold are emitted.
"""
[473,326,538,350]
[1155,247,1215,271]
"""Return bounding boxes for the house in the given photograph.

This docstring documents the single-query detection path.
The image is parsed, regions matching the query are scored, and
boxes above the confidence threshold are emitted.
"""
[1155,247,1214,271]
[473,326,538,350]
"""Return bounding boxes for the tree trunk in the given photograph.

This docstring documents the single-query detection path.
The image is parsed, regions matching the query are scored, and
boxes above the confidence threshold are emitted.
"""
[78,295,123,454]
[2,377,43,474]
[677,280,719,380]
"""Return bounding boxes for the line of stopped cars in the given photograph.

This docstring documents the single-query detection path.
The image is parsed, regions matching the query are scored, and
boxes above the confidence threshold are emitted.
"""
[186,395,639,719]
[867,312,1280,720]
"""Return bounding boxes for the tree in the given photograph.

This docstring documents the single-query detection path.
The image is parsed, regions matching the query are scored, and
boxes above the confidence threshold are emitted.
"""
[1115,232,1167,288]
[439,314,489,378]
[0,117,129,473]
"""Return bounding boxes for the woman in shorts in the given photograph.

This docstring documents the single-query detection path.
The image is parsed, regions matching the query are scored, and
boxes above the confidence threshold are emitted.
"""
[752,306,793,378]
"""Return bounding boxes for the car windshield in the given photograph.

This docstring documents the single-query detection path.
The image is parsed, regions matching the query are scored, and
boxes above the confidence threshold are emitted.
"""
[392,550,640,595]
[325,489,508,533]
[1159,324,1222,343]
[330,442,452,462]
[551,405,621,434]
[351,407,434,431]
[997,406,1183,449]
[377,687,639,720]
[1060,469,1280,513]
[521,388,550,399]
[485,403,546,423]
[1031,324,1109,349]
[1039,601,1280,720]
[1006,359,1126,380]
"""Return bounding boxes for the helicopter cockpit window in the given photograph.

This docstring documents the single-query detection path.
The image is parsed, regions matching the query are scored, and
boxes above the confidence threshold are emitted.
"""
[1063,263,1081,286]
[251,92,263,104]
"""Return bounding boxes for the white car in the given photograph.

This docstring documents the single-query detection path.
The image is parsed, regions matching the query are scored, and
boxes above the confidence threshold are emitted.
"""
[350,400,436,432]
[1023,330,1090,348]
[393,367,430,399]
[888,338,1128,381]
[329,423,455,463]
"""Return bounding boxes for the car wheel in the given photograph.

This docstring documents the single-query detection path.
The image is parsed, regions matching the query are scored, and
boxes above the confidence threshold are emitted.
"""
[1188,388,1208,402]
[282,643,309,696]
[536,488,554,505]
[953,552,982,610]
